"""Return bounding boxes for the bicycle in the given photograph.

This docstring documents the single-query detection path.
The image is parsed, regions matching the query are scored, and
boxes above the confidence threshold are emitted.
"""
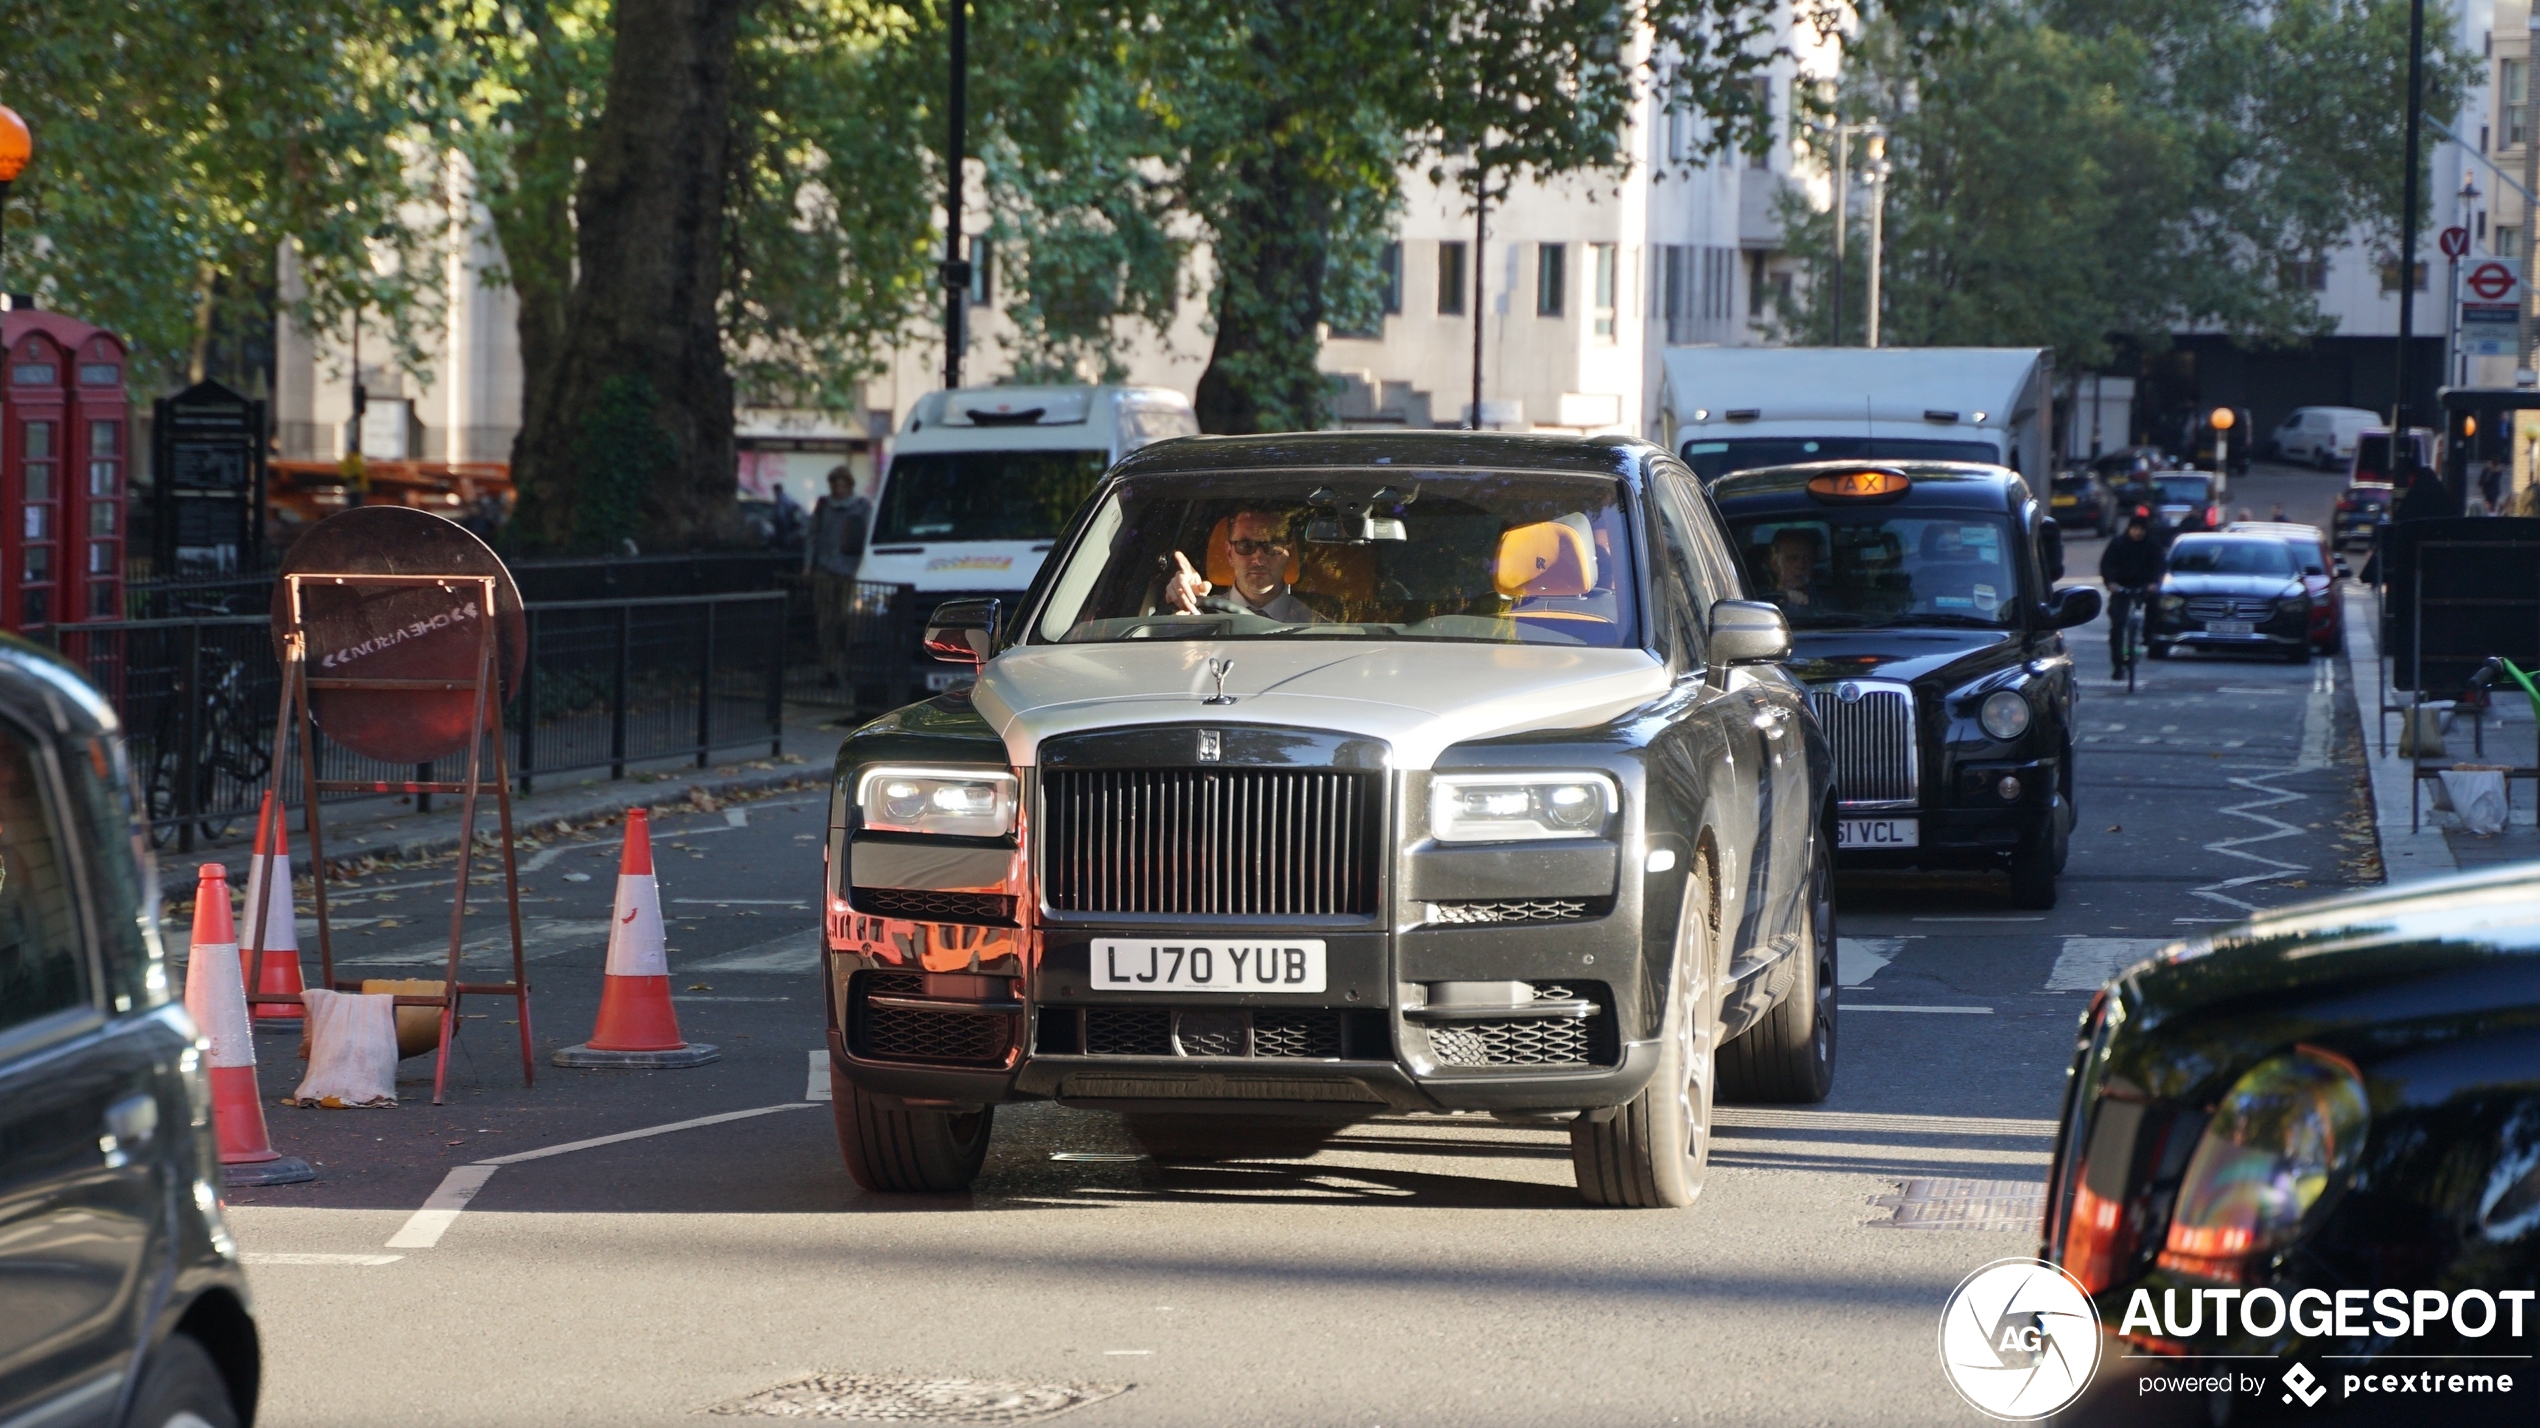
[146,644,273,850]
[2109,584,2155,694]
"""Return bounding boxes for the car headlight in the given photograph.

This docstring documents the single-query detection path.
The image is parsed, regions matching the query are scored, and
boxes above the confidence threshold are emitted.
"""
[2160,1048,2367,1280]
[1977,689,2032,740]
[1431,772,1617,842]
[2159,594,2186,614]
[856,767,1017,838]
[2276,594,2307,616]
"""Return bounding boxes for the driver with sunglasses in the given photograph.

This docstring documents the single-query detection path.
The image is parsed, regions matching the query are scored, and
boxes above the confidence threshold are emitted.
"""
[1166,505,1324,624]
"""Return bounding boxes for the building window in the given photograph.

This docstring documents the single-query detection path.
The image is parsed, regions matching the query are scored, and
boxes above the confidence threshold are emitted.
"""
[967,237,992,305]
[1744,78,1772,170]
[1537,243,1567,317]
[2281,256,2328,292]
[1662,246,1692,345]
[1379,241,1402,315]
[2505,59,2530,148]
[2378,259,2429,294]
[2498,226,2523,261]
[1591,243,1617,339]
[1438,241,1468,316]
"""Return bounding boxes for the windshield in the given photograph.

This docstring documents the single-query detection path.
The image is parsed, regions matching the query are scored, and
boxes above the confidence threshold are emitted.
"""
[1032,470,1639,647]
[1681,437,2001,483]
[2169,538,2294,576]
[874,449,1110,543]
[1724,509,2023,629]
[2152,475,2212,505]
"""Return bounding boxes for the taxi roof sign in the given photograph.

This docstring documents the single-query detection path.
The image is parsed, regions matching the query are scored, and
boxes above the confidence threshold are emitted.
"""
[1806,468,1912,499]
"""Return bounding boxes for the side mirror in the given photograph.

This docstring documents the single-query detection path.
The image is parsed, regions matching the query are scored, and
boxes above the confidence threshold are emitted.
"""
[2046,585,2103,630]
[2039,521,2066,581]
[1709,599,1791,667]
[924,598,1000,665]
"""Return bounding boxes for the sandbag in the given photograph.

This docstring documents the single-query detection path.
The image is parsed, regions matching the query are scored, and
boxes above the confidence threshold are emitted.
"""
[289,990,399,1107]
[362,978,449,1059]
[2398,703,2448,759]
[2441,767,2511,836]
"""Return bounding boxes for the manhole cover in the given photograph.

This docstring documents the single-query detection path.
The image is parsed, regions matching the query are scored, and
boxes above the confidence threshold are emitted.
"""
[1865,1177,2045,1232]
[704,1373,1128,1423]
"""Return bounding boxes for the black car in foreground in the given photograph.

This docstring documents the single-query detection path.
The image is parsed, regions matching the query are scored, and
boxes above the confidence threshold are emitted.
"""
[0,639,259,1428]
[2147,533,2313,663]
[822,432,1838,1208]
[2048,865,2540,1425]
[1709,461,2100,907]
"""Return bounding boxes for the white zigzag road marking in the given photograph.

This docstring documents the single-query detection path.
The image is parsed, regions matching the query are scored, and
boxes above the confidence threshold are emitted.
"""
[2191,667,2333,914]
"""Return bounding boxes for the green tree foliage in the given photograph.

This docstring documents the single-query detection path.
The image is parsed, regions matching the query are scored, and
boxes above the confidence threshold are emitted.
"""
[1775,0,2475,368]
[0,0,452,385]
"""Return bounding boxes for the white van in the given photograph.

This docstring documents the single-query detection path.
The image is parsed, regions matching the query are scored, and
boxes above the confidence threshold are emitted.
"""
[1657,347,2052,483]
[2270,406,2379,469]
[862,384,1198,689]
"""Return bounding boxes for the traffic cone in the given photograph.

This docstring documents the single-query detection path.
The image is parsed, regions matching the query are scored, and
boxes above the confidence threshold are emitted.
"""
[552,809,718,1068]
[183,864,315,1186]
[240,793,306,1024]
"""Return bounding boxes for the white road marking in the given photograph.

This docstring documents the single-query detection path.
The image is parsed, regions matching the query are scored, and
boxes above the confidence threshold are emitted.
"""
[807,1050,831,1101]
[2047,936,2172,992]
[385,1165,498,1249]
[1103,1350,1154,1356]
[1837,937,1903,987]
[242,1252,404,1266]
[521,842,605,872]
[2187,669,2334,914]
[383,1103,818,1249]
[725,808,749,827]
[692,930,821,972]
[1840,1004,1993,1014]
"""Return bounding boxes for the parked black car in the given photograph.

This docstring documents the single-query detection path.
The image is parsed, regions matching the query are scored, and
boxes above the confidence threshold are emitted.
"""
[821,432,1838,1208]
[1710,461,2101,908]
[0,638,260,1428]
[2050,469,2114,534]
[2332,480,2394,549]
[2146,534,2313,663]
[2047,865,2540,1424]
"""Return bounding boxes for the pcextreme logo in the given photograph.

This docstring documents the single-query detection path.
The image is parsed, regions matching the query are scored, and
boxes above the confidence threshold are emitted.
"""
[1937,1258,2103,1421]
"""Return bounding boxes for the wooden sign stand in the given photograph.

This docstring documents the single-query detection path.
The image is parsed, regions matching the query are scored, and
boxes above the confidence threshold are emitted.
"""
[243,572,534,1104]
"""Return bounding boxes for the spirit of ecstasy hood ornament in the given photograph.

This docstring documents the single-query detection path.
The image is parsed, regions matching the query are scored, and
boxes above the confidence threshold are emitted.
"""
[1203,657,1236,705]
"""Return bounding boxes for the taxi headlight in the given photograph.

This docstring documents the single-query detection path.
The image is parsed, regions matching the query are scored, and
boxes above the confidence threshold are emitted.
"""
[1978,689,2033,741]
[856,767,1017,838]
[2160,1049,2367,1279]
[1431,773,1617,842]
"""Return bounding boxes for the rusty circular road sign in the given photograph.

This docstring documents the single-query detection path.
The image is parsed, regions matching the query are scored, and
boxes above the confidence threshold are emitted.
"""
[272,507,528,766]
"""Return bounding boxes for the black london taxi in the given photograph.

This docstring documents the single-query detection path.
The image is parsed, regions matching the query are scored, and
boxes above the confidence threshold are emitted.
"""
[2047,866,2540,1424]
[0,636,261,1428]
[820,432,1837,1208]
[1708,461,2100,908]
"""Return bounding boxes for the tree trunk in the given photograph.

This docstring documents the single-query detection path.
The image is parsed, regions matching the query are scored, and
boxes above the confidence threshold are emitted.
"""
[1194,131,1339,435]
[510,0,746,551]
[489,5,579,509]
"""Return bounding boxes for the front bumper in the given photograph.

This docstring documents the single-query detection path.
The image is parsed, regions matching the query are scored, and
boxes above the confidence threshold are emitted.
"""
[1831,757,2057,870]
[2148,611,2308,653]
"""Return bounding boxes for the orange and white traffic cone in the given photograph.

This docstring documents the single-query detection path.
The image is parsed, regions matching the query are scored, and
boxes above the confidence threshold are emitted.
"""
[183,864,315,1186]
[552,809,718,1068]
[240,792,306,1025]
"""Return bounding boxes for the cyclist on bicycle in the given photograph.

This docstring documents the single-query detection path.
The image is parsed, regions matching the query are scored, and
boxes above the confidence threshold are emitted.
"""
[2099,507,2166,680]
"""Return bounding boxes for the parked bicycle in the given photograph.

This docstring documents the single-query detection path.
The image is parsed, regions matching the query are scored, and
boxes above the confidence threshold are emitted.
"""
[144,632,273,849]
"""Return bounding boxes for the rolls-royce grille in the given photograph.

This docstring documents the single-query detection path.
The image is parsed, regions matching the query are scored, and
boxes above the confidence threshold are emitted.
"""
[1807,684,1917,806]
[2185,596,2276,622]
[850,887,1015,924]
[1042,768,1379,915]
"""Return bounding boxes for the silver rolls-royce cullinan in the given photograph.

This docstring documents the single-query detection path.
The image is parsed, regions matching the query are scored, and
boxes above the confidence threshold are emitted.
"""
[818,432,1835,1207]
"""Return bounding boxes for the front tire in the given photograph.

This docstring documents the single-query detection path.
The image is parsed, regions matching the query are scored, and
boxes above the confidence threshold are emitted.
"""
[1718,845,1836,1103]
[1572,864,1721,1207]
[127,1333,240,1428]
[831,1062,993,1192]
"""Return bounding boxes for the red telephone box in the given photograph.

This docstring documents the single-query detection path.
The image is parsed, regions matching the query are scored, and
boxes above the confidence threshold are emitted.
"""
[3,311,128,629]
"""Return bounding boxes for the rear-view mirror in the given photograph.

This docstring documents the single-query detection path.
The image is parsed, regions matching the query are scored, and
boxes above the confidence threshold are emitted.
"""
[924,598,1001,665]
[2046,586,2102,630]
[1709,600,1791,669]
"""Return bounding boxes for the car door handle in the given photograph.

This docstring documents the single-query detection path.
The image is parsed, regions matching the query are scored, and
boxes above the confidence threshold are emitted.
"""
[101,1092,157,1168]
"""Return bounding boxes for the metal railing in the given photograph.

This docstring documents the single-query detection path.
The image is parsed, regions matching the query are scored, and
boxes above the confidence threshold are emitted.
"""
[783,578,933,713]
[45,591,788,850]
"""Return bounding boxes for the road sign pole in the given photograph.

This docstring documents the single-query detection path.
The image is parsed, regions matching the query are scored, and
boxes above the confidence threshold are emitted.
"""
[2449,256,2461,386]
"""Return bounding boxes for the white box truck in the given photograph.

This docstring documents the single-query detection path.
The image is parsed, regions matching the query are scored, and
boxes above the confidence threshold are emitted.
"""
[1657,347,2053,483]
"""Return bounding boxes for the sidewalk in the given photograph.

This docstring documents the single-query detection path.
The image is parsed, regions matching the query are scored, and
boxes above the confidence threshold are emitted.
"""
[2342,587,2540,878]
[158,703,860,890]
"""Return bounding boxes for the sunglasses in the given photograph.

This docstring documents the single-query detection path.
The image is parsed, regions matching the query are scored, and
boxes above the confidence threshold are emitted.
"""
[1227,538,1290,557]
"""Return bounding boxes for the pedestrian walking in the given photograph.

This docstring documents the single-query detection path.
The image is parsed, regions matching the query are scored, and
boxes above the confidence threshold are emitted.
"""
[807,466,872,688]
[2479,458,2505,513]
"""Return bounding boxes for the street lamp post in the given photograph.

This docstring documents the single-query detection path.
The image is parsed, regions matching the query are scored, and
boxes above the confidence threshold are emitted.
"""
[940,0,971,392]
[2395,0,2427,436]
[1865,133,1888,349]
[2450,178,2480,386]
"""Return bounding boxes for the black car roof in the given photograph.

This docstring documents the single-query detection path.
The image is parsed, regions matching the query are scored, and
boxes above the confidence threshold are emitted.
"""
[1111,430,1651,482]
[1708,459,2026,514]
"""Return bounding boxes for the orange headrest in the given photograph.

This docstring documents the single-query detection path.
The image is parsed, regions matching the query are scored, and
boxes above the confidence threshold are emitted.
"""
[1496,520,1595,598]
[1206,516,1301,587]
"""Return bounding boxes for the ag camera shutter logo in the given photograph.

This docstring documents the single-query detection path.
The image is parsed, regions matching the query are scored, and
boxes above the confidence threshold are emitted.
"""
[1938,1258,2103,1420]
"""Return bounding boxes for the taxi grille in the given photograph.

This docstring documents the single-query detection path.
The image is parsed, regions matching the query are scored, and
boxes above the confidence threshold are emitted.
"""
[1041,768,1379,915]
[1807,683,1917,806]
